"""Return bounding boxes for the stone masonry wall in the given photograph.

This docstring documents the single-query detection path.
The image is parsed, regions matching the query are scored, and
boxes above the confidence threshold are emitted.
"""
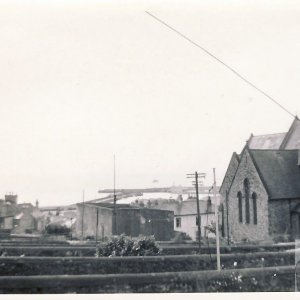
[268,200,291,238]
[227,148,270,242]
[268,198,300,240]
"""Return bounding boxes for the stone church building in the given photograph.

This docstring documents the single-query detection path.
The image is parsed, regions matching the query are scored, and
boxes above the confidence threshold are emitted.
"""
[220,116,300,242]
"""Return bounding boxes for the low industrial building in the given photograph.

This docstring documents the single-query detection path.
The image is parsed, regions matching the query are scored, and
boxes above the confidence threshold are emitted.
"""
[75,203,174,241]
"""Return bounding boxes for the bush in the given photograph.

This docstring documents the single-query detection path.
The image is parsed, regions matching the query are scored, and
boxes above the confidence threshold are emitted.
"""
[272,234,293,244]
[205,221,217,235]
[172,231,192,243]
[96,234,161,257]
[45,223,71,235]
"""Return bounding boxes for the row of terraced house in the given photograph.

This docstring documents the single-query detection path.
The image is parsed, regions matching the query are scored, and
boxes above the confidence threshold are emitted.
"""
[0,195,45,235]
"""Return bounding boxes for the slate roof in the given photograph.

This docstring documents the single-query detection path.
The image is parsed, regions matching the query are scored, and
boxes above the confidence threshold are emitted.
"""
[176,199,215,216]
[248,116,300,150]
[144,198,215,216]
[250,149,300,200]
[154,201,179,213]
[248,133,286,149]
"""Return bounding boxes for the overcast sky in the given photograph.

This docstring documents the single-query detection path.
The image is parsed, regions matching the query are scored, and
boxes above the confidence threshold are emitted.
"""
[1,0,300,206]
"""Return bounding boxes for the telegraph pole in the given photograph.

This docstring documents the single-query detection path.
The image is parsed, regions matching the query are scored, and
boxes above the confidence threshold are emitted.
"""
[225,190,230,246]
[81,189,85,240]
[213,168,221,271]
[95,208,99,243]
[187,171,206,254]
[113,154,117,235]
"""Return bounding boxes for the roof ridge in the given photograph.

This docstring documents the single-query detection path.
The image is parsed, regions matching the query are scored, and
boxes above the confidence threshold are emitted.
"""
[252,132,287,137]
[250,148,298,152]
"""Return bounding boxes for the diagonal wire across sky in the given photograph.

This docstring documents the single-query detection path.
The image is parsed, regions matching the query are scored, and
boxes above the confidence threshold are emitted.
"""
[146,11,295,119]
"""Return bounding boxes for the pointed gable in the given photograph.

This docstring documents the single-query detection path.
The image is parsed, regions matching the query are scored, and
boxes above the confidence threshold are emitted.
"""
[219,152,240,196]
[280,116,300,150]
[227,146,269,199]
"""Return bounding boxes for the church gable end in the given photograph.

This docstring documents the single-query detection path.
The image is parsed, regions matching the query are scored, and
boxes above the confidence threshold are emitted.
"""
[219,152,240,198]
[227,148,270,242]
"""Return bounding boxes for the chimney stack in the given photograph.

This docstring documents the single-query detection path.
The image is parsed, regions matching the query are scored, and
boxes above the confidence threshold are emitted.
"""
[5,194,18,205]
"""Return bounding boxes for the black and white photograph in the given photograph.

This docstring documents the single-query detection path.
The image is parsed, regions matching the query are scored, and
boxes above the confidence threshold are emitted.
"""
[1,0,300,295]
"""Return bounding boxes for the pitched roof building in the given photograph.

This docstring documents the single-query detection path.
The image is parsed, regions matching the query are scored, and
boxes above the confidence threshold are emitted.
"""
[220,116,300,243]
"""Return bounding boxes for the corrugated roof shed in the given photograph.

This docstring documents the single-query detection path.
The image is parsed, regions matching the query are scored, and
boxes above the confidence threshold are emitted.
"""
[251,149,300,200]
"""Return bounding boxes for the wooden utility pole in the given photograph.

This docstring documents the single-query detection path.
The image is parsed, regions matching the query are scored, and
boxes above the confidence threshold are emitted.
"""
[225,190,230,246]
[195,172,201,253]
[187,171,206,254]
[213,168,221,271]
[95,208,99,243]
[113,154,117,235]
[81,189,85,240]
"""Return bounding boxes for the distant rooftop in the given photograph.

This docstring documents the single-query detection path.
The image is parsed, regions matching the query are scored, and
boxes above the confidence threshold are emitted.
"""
[132,197,215,215]
[77,202,131,209]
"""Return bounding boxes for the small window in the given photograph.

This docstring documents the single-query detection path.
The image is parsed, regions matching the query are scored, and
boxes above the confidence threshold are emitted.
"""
[252,192,257,225]
[238,191,243,223]
[175,217,181,228]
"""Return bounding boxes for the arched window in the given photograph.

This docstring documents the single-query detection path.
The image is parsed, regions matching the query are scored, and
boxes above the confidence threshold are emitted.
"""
[244,179,250,224]
[237,191,243,223]
[252,192,257,225]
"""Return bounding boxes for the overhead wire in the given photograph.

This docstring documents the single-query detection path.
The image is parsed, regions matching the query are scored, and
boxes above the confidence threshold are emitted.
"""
[145,11,295,119]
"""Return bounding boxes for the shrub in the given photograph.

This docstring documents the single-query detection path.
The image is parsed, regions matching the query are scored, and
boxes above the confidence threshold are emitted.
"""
[272,234,293,244]
[45,223,71,235]
[172,231,192,243]
[205,221,216,235]
[96,234,161,257]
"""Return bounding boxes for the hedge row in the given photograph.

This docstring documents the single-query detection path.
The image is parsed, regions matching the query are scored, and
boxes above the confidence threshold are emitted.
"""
[160,243,295,255]
[0,265,295,293]
[0,243,295,257]
[0,243,93,248]
[0,246,95,257]
[0,251,295,276]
